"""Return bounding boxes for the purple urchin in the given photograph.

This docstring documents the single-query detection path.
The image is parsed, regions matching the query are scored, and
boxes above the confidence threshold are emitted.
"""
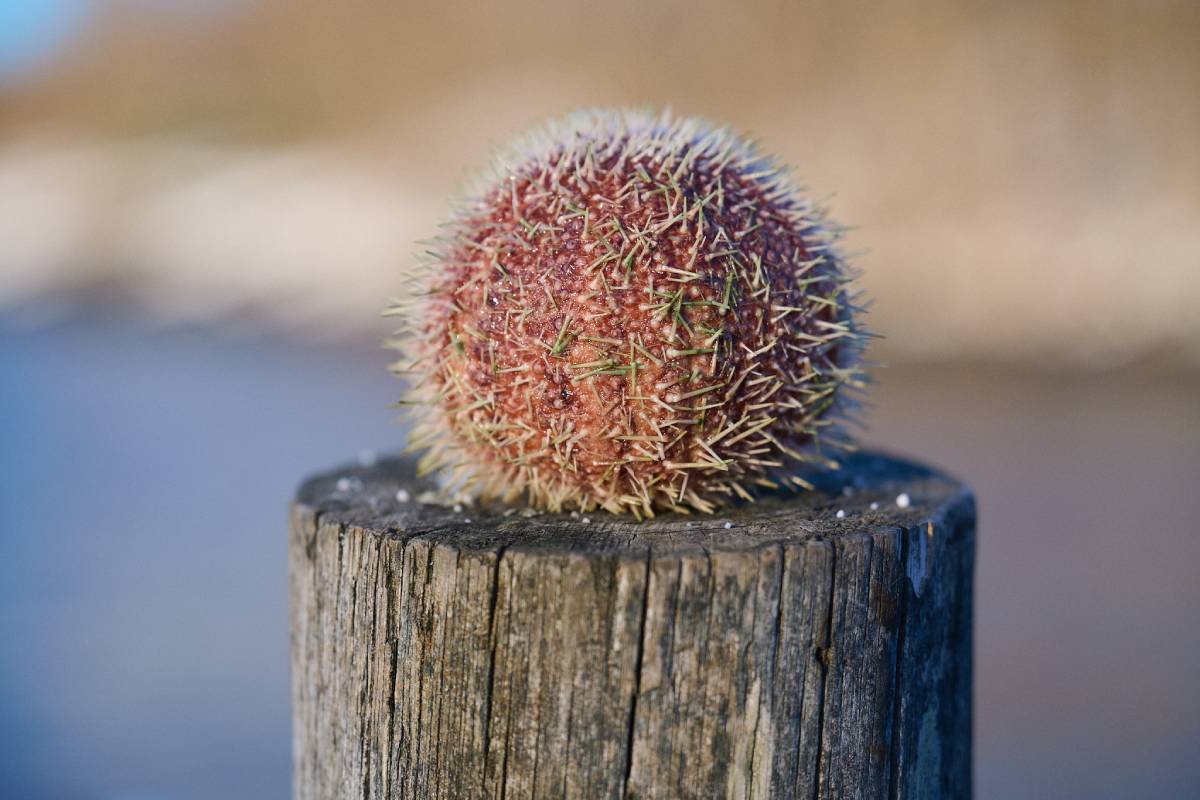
[389,109,867,517]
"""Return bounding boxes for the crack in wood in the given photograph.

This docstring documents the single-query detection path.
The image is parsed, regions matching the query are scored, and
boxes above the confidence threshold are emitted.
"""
[810,538,837,800]
[887,526,912,800]
[481,543,507,776]
[621,548,653,796]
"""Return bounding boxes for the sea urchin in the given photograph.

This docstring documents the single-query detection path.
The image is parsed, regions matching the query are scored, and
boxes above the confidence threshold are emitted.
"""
[389,109,867,517]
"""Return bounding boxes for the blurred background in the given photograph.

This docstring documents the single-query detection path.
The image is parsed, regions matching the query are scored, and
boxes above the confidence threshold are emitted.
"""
[1,1,1197,797]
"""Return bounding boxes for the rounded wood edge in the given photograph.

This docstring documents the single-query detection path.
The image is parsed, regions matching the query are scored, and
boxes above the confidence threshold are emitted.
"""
[292,450,972,558]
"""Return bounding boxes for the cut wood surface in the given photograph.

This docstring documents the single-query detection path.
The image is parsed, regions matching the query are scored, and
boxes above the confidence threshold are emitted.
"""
[289,451,975,799]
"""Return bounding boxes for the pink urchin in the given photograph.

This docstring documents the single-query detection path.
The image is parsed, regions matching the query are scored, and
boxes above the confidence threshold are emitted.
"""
[392,109,866,516]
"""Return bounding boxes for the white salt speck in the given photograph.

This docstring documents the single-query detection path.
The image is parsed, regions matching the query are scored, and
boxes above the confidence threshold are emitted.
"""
[723,522,733,529]
[896,493,911,509]
[685,522,694,528]
[570,510,580,518]
[870,502,880,511]
[582,517,591,524]
[395,489,411,503]
[836,509,846,519]
[357,449,377,467]
[453,504,464,513]
[464,518,472,524]
[336,477,361,492]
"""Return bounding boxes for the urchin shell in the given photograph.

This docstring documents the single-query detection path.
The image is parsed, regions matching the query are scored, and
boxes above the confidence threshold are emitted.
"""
[390,109,867,517]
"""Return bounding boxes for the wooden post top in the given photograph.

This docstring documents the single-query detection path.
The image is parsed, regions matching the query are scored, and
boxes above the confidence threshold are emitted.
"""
[294,450,973,557]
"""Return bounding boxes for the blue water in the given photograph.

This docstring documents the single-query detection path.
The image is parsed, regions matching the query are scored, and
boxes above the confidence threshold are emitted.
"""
[1,308,402,799]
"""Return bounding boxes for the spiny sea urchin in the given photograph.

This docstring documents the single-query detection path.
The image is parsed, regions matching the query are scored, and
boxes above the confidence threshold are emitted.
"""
[388,109,867,517]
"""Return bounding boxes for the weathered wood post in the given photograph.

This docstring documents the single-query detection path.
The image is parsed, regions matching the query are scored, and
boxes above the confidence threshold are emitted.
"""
[290,451,974,799]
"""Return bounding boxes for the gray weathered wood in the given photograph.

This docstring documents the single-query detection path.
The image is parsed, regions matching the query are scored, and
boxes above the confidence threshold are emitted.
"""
[290,451,974,799]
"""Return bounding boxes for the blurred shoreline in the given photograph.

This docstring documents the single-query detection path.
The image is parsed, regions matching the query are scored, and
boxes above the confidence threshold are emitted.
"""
[5,291,1197,383]
[3,137,1197,371]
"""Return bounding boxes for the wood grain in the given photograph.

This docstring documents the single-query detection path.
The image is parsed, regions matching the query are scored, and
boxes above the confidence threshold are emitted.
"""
[290,451,974,799]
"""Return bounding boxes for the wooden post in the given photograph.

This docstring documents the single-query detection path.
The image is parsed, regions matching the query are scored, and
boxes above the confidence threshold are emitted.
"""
[289,451,974,799]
